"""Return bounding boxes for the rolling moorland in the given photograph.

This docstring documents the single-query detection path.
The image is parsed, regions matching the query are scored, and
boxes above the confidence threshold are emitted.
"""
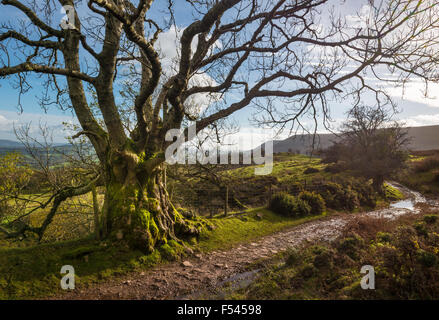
[265,125,439,155]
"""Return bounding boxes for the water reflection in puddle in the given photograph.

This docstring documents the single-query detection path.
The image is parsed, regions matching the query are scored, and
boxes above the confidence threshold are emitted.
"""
[390,199,415,210]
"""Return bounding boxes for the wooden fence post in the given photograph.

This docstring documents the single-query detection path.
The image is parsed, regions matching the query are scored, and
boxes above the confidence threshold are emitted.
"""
[91,182,100,240]
[224,185,229,216]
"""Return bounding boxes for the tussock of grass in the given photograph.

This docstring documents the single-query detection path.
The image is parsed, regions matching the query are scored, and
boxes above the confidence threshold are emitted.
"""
[399,151,439,195]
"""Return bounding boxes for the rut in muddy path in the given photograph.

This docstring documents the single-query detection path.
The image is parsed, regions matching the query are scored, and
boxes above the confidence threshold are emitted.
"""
[54,183,437,300]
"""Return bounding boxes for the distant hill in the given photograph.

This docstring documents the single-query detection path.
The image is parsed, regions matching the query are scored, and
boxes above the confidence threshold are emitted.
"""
[0,139,74,167]
[405,125,439,151]
[0,139,25,148]
[258,125,439,154]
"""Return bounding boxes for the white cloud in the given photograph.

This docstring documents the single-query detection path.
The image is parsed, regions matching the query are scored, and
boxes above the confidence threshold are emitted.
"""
[0,114,12,126]
[221,127,289,151]
[385,80,439,108]
[0,110,77,143]
[154,26,221,116]
[401,113,439,127]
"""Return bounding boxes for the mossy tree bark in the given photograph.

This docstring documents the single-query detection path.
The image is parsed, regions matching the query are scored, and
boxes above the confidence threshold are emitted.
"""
[372,175,385,195]
[101,148,201,253]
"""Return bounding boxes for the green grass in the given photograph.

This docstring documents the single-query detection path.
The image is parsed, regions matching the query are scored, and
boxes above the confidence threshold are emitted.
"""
[400,170,439,195]
[384,183,405,201]
[222,154,326,182]
[0,236,185,299]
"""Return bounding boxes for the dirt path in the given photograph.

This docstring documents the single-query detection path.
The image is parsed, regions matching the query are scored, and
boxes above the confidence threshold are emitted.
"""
[54,183,437,300]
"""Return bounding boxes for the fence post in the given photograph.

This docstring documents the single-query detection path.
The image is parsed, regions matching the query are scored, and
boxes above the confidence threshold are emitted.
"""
[224,185,229,216]
[268,184,272,206]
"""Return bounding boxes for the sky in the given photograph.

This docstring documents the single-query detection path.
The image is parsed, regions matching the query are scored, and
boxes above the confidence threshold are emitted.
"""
[1,0,439,148]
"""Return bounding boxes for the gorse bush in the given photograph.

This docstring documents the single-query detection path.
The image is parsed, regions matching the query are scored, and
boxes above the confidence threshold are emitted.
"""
[324,163,345,173]
[303,167,320,174]
[316,179,377,211]
[424,214,438,224]
[269,193,297,217]
[318,182,360,211]
[298,191,325,215]
[269,192,311,217]
[296,198,312,216]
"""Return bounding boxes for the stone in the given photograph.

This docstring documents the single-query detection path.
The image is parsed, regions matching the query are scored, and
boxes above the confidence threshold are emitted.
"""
[181,260,193,267]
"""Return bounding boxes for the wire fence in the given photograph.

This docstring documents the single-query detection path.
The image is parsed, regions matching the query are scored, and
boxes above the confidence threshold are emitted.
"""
[170,177,337,217]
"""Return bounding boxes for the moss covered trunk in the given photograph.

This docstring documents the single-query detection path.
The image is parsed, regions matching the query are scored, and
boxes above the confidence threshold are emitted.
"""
[372,175,385,195]
[101,149,201,252]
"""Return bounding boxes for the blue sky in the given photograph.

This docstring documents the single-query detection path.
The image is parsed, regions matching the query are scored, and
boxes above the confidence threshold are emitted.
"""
[1,0,439,146]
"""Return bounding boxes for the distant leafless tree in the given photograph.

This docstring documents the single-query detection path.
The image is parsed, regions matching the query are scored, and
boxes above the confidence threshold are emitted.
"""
[339,105,410,193]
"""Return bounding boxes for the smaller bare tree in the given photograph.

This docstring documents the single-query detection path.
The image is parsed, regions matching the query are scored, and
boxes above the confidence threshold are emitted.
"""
[337,105,410,193]
[0,123,103,241]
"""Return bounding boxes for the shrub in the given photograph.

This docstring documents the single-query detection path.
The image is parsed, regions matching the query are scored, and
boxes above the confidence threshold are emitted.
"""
[376,232,392,243]
[298,191,325,215]
[324,163,344,173]
[318,182,359,211]
[416,250,438,268]
[413,156,439,173]
[353,183,377,208]
[414,222,428,237]
[269,192,311,217]
[319,182,345,209]
[269,192,297,217]
[285,249,300,266]
[303,167,319,174]
[312,246,334,269]
[300,263,317,278]
[424,214,438,224]
[289,181,304,194]
[296,198,312,216]
[337,233,364,259]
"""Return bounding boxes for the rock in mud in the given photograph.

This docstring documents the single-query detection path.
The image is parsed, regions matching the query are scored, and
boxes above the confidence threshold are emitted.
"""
[181,261,193,268]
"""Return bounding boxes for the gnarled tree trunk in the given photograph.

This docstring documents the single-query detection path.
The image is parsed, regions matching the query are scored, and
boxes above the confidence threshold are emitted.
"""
[101,148,201,253]
[372,175,385,195]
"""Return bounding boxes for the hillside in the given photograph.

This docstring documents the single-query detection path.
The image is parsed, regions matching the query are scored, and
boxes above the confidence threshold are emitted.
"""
[0,139,74,166]
[264,125,439,154]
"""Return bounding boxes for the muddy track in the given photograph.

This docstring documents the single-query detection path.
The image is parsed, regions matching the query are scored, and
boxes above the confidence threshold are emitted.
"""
[54,183,436,300]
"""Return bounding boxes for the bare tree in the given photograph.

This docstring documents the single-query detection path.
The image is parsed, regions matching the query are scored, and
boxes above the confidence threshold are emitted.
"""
[0,0,438,251]
[339,105,410,193]
[0,123,102,240]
